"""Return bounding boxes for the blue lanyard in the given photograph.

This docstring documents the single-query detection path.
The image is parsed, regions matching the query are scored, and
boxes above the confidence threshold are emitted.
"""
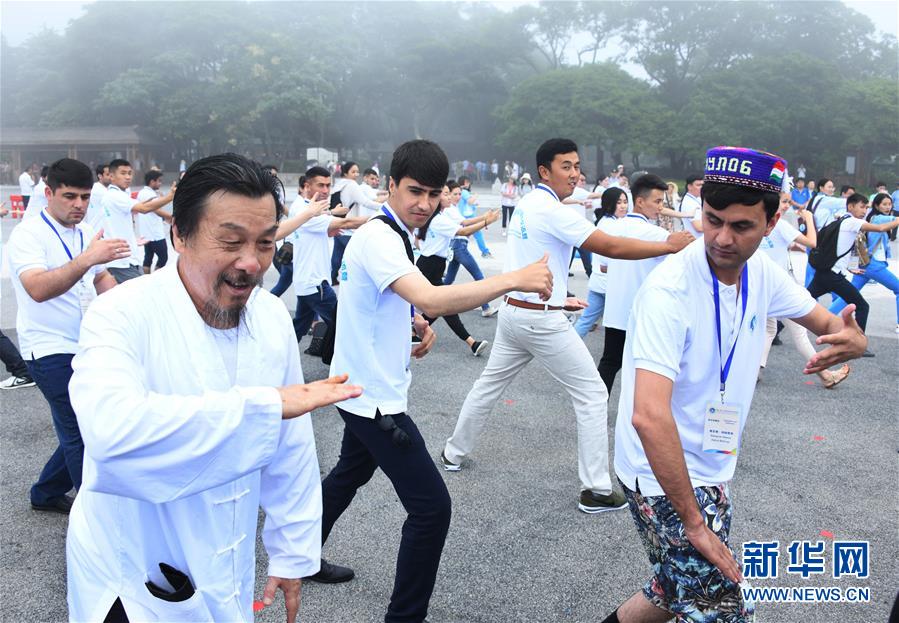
[711,265,748,401]
[40,211,83,261]
[380,206,415,320]
[535,183,559,201]
[625,213,648,223]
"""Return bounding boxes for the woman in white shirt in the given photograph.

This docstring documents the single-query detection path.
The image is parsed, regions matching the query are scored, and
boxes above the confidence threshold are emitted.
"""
[416,185,500,356]
[500,176,519,236]
[574,188,628,338]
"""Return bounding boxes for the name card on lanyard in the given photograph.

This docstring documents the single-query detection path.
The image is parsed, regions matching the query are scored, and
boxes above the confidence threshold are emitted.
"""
[702,266,748,457]
[41,211,94,314]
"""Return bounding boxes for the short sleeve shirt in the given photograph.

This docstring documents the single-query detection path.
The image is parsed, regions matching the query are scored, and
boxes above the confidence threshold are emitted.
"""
[292,212,335,296]
[329,205,419,419]
[758,217,801,271]
[419,211,459,258]
[99,185,140,267]
[833,216,864,274]
[614,241,816,496]
[680,193,702,237]
[136,186,166,241]
[505,184,593,307]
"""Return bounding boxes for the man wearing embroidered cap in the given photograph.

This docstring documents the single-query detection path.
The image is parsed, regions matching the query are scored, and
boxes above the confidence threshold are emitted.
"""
[601,146,866,623]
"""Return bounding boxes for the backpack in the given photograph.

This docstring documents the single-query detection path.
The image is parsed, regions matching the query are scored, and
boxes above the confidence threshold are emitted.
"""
[318,214,415,365]
[808,215,852,271]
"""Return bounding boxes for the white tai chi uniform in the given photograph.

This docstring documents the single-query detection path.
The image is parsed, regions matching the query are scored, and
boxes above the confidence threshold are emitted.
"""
[444,183,614,495]
[67,263,322,622]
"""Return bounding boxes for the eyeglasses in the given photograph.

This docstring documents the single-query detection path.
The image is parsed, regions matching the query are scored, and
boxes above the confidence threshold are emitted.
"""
[376,413,412,448]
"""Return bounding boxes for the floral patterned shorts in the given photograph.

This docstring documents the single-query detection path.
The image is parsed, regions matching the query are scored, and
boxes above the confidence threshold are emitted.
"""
[621,480,755,622]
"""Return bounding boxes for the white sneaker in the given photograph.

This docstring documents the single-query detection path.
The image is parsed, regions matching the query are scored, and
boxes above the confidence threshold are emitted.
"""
[481,306,499,318]
[0,375,36,389]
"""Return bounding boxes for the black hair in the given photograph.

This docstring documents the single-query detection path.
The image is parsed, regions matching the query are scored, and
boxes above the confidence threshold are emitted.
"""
[630,173,668,204]
[701,180,779,220]
[845,192,867,208]
[389,140,449,189]
[839,185,855,196]
[594,187,627,224]
[261,164,278,173]
[296,175,306,191]
[46,158,93,191]
[817,178,831,189]
[685,173,703,188]
[446,180,460,192]
[875,181,886,188]
[109,158,131,172]
[536,138,578,175]
[304,166,331,182]
[796,177,805,182]
[144,170,164,186]
[868,193,891,221]
[341,161,358,177]
[362,168,378,177]
[95,163,108,178]
[40,165,50,178]
[172,153,282,243]
[458,175,471,186]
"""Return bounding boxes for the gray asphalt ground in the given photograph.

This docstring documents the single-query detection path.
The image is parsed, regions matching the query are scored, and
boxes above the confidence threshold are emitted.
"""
[1,188,897,622]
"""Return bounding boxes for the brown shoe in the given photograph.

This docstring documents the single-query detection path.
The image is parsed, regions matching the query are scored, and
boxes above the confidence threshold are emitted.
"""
[822,364,850,389]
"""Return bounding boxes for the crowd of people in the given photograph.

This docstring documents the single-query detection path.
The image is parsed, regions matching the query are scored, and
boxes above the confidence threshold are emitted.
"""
[0,135,891,623]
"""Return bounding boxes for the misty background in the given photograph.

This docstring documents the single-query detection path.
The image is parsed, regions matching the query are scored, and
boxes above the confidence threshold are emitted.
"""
[1,0,897,184]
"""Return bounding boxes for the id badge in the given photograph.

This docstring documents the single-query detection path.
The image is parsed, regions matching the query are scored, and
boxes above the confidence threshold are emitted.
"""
[78,278,96,315]
[702,402,741,456]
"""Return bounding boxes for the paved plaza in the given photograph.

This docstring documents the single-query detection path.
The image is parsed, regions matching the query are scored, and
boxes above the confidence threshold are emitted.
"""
[1,189,896,622]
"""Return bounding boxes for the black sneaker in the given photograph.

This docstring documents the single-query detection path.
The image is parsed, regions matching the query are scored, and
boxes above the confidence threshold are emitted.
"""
[577,490,627,514]
[862,349,875,358]
[0,375,36,390]
[304,559,354,584]
[471,340,489,357]
[31,494,74,515]
[440,452,461,472]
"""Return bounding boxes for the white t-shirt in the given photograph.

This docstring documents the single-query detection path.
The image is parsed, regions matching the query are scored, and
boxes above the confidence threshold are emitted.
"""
[443,205,467,241]
[833,216,864,274]
[420,211,459,259]
[86,182,108,230]
[23,180,48,219]
[587,216,619,294]
[334,178,381,236]
[99,185,140,268]
[614,240,816,496]
[7,210,103,358]
[505,184,594,307]
[136,186,166,241]
[292,212,335,296]
[758,218,801,272]
[680,193,702,238]
[603,213,670,330]
[329,206,419,419]
[18,171,34,196]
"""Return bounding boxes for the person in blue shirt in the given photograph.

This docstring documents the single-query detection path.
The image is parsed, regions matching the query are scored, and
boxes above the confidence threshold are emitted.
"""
[457,176,492,258]
[829,193,899,334]
[790,177,810,210]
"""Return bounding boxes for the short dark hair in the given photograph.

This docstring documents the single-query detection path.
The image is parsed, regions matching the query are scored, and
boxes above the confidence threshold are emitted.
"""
[172,153,282,243]
[144,170,164,185]
[631,173,668,203]
[109,159,131,172]
[262,164,278,173]
[536,138,578,173]
[362,168,378,177]
[875,181,886,188]
[40,165,50,178]
[342,161,358,177]
[446,180,460,192]
[839,185,855,196]
[458,175,471,186]
[846,192,867,208]
[685,173,703,187]
[816,178,831,189]
[95,163,108,178]
[296,175,306,191]
[304,166,330,181]
[389,140,449,189]
[701,180,779,220]
[46,158,93,191]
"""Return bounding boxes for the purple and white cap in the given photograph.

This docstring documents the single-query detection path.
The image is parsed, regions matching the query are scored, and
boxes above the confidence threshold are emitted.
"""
[704,146,790,194]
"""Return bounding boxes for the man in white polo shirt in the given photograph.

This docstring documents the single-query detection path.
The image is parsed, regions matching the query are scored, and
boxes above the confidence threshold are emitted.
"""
[290,166,368,342]
[599,173,677,394]
[442,138,693,515]
[136,169,172,273]
[24,165,50,219]
[315,140,553,623]
[18,164,35,208]
[86,162,111,229]
[679,173,704,237]
[603,147,866,623]
[6,158,129,514]
[99,158,175,283]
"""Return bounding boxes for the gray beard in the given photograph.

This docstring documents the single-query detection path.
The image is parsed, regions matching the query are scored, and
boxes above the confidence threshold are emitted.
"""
[200,299,246,330]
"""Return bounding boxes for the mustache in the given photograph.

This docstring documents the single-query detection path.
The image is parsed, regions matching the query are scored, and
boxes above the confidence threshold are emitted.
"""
[216,271,263,289]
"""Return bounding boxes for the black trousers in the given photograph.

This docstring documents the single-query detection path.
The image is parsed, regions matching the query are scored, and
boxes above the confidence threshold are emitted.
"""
[808,269,869,331]
[321,408,451,623]
[416,254,471,343]
[598,327,627,395]
[501,204,515,228]
[0,329,29,378]
[569,245,593,276]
